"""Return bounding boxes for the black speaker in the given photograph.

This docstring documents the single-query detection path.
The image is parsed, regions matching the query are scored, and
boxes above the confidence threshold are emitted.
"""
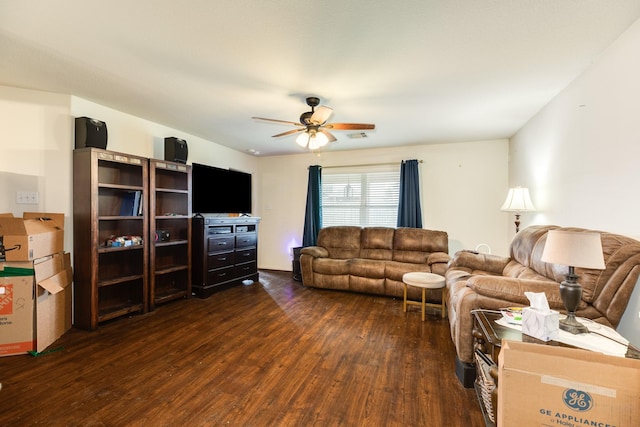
[164,137,188,164]
[75,116,108,149]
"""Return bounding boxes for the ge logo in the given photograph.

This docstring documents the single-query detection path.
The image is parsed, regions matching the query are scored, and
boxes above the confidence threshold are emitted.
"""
[562,388,593,412]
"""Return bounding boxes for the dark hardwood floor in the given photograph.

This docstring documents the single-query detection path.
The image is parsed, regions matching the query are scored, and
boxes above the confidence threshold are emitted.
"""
[0,270,484,426]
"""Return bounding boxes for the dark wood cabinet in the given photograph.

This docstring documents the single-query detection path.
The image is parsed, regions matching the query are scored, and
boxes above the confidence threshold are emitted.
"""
[149,160,192,309]
[73,148,149,330]
[192,216,259,298]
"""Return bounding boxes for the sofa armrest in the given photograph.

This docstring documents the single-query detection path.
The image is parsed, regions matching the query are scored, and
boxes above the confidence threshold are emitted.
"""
[300,246,329,258]
[428,251,451,266]
[428,251,451,275]
[448,250,510,275]
[468,276,565,309]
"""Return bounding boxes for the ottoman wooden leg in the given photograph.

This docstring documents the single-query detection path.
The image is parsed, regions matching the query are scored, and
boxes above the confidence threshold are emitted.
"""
[441,287,446,318]
[403,283,407,313]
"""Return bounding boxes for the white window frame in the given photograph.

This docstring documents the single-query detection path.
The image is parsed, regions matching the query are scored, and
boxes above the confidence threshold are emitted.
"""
[321,164,400,228]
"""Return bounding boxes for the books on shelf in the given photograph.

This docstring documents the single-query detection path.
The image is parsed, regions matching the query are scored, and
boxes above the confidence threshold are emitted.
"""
[119,191,142,216]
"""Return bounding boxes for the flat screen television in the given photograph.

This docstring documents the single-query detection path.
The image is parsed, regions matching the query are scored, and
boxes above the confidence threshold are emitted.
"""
[191,163,252,215]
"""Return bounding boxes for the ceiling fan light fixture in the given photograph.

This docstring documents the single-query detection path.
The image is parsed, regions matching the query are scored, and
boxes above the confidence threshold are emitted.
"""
[296,132,310,147]
[296,130,329,150]
[314,132,329,147]
[254,96,375,150]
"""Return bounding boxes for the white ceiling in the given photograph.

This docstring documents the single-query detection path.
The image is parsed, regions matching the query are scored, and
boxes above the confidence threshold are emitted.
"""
[1,1,639,156]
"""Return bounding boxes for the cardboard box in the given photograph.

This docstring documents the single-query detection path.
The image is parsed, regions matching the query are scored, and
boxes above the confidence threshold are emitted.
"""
[0,253,72,356]
[498,340,640,427]
[0,212,64,261]
[34,252,73,353]
[522,307,559,342]
[0,262,35,356]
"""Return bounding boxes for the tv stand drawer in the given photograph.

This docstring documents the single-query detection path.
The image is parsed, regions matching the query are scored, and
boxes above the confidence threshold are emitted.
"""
[207,236,235,253]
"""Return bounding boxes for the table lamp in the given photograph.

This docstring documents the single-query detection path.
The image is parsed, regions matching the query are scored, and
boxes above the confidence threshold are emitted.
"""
[501,187,536,232]
[541,230,605,334]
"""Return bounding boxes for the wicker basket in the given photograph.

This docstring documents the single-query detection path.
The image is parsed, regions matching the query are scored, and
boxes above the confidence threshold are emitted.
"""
[475,350,496,424]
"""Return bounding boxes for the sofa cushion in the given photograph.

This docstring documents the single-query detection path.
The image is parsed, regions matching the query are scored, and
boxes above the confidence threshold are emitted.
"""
[360,227,394,260]
[502,260,551,282]
[393,228,448,264]
[350,275,385,294]
[572,228,640,304]
[384,260,429,283]
[350,258,386,279]
[317,226,362,259]
[510,225,556,269]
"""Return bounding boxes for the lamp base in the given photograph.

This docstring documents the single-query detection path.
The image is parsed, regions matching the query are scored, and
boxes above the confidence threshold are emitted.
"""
[559,273,588,334]
[559,314,589,334]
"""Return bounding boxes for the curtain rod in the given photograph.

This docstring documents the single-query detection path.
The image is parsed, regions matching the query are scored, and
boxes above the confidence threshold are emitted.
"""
[317,160,423,170]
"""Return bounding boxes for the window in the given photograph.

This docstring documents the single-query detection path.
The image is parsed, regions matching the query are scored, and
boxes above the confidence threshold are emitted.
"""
[321,165,400,228]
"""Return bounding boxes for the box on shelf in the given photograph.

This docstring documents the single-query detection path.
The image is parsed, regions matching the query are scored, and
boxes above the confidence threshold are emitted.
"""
[498,340,640,427]
[0,252,72,357]
[0,212,64,261]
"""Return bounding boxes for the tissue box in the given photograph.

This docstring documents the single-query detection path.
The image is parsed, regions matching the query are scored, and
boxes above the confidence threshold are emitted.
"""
[522,307,559,341]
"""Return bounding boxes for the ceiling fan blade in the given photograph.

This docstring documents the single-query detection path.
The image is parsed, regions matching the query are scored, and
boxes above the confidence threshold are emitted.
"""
[309,106,333,125]
[252,116,302,127]
[325,123,375,130]
[272,128,306,138]
[320,129,337,142]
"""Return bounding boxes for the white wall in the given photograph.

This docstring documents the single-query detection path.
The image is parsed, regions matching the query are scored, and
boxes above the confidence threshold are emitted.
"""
[70,97,259,176]
[0,86,259,259]
[0,86,73,249]
[257,140,509,270]
[509,19,640,344]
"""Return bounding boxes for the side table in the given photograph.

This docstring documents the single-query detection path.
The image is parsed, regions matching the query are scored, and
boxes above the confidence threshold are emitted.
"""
[472,309,639,427]
[471,310,568,427]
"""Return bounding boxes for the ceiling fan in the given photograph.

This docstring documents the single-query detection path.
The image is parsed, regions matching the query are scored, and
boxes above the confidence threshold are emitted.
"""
[252,97,375,150]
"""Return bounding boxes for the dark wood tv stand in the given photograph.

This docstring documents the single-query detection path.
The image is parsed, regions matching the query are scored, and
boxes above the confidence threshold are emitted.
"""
[191,216,260,298]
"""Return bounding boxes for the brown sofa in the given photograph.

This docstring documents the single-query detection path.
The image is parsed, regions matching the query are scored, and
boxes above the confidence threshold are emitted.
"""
[446,225,640,385]
[300,226,450,300]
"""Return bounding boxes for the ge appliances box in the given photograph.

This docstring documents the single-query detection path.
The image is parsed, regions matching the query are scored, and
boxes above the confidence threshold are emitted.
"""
[498,340,640,427]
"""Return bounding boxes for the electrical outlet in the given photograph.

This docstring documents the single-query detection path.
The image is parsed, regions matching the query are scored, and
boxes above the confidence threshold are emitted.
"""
[16,191,39,204]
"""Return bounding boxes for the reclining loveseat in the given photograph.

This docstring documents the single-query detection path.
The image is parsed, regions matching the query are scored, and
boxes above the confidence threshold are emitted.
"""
[446,225,640,385]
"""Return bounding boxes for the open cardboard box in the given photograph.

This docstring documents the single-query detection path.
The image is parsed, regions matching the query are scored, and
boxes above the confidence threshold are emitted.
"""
[34,252,73,353]
[498,340,640,427]
[0,212,64,261]
[0,253,72,357]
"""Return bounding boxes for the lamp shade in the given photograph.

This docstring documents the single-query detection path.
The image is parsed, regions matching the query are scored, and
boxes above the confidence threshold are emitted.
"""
[541,230,605,269]
[296,130,329,150]
[296,132,310,147]
[500,187,536,212]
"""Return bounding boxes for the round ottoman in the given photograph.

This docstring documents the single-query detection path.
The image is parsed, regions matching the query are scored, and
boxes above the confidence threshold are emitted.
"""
[402,272,447,321]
